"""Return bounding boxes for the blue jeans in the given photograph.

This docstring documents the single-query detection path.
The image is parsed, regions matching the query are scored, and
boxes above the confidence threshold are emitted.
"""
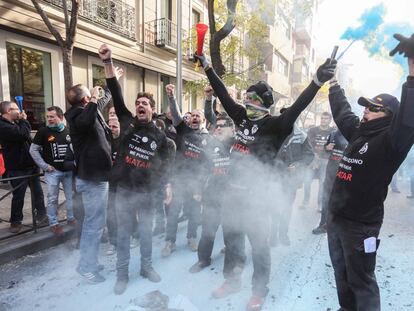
[45,170,74,226]
[76,178,108,273]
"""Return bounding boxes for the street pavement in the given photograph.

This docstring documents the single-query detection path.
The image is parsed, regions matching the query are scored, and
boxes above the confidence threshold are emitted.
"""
[0,179,413,311]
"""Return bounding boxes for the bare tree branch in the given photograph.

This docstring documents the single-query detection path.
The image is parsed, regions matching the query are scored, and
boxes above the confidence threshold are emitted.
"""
[67,0,80,48]
[62,0,70,35]
[31,0,65,48]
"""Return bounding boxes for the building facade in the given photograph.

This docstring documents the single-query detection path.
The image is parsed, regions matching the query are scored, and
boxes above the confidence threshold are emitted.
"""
[0,0,208,129]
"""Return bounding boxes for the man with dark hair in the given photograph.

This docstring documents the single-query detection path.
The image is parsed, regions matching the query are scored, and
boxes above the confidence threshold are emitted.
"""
[30,106,76,235]
[162,84,210,257]
[0,101,46,233]
[326,53,414,310]
[64,82,112,283]
[271,111,314,246]
[99,44,170,294]
[312,129,347,235]
[194,52,336,310]
[302,111,334,210]
[189,109,235,273]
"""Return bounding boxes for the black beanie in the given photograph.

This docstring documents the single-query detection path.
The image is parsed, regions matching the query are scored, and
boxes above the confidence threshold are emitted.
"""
[246,80,274,108]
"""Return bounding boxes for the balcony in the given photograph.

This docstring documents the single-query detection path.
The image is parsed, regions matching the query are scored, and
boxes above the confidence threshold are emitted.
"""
[294,18,312,44]
[43,0,136,40]
[145,18,188,53]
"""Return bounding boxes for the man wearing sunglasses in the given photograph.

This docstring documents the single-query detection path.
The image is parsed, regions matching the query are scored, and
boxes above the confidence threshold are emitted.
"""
[190,114,236,273]
[194,52,336,310]
[326,54,414,311]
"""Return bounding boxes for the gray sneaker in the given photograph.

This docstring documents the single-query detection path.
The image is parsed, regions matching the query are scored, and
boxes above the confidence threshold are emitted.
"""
[140,266,161,283]
[187,238,198,252]
[114,278,128,295]
[161,241,176,257]
[76,267,105,284]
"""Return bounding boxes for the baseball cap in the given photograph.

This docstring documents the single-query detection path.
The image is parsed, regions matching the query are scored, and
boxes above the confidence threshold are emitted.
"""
[357,93,400,114]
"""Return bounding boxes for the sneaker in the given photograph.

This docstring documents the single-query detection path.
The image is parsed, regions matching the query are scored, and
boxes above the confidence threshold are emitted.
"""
[9,223,22,234]
[407,195,414,199]
[392,188,401,193]
[212,280,241,299]
[140,266,161,283]
[67,218,77,226]
[189,261,210,273]
[312,224,327,235]
[76,268,105,284]
[279,234,290,246]
[246,295,265,311]
[187,238,198,252]
[106,244,116,256]
[114,278,128,295]
[130,237,140,249]
[50,224,64,236]
[161,241,176,257]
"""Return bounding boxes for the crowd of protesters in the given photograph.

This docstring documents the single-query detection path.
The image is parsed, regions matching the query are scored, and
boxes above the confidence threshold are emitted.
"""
[0,35,413,311]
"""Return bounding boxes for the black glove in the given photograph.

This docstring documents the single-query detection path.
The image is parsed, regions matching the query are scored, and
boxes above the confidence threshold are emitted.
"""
[193,53,211,70]
[314,58,337,86]
[389,33,414,58]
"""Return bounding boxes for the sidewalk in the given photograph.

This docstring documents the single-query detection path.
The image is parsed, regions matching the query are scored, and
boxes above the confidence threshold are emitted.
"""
[0,177,74,265]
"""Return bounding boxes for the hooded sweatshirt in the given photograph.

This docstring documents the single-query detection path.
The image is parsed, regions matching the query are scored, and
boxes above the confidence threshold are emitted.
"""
[328,77,414,224]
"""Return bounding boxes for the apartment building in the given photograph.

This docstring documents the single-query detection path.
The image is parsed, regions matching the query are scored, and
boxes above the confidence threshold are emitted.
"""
[0,0,207,129]
[247,0,294,114]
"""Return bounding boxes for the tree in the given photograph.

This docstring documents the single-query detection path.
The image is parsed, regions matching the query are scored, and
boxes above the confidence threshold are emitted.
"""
[31,0,79,98]
[208,0,238,77]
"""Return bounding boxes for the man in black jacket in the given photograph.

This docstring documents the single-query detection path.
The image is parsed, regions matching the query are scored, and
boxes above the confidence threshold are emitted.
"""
[65,83,112,284]
[271,111,314,246]
[98,44,169,295]
[312,129,347,235]
[194,52,336,311]
[0,101,46,233]
[327,55,414,311]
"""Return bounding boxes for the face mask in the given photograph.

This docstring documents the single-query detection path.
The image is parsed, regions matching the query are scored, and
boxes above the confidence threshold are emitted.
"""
[245,103,269,120]
[47,122,65,132]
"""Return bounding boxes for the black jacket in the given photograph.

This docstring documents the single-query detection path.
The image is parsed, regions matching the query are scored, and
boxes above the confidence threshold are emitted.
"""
[0,117,35,171]
[328,77,414,224]
[64,102,112,182]
[106,77,169,192]
[205,67,321,186]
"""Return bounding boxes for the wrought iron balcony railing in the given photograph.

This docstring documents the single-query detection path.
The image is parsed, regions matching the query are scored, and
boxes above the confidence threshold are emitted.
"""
[145,18,186,52]
[43,0,136,40]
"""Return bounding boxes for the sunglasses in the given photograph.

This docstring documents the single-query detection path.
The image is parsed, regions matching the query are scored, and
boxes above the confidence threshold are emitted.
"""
[215,123,231,129]
[367,105,387,113]
[245,92,263,104]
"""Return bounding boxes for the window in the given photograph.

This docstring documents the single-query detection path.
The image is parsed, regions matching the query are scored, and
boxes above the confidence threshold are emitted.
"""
[6,42,53,130]
[274,52,289,77]
[192,9,201,26]
[160,75,171,113]
[191,92,197,111]
[92,64,106,87]
[278,8,291,39]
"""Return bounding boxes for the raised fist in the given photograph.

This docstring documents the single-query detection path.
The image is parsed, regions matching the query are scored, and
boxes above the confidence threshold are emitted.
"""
[165,84,175,97]
[98,44,112,61]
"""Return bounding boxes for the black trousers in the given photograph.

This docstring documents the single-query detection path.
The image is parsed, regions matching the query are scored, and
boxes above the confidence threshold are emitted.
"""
[221,187,271,297]
[115,186,155,279]
[327,214,381,311]
[197,196,221,264]
[8,168,46,224]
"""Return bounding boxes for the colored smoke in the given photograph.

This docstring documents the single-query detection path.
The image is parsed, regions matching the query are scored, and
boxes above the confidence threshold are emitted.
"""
[341,4,386,41]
